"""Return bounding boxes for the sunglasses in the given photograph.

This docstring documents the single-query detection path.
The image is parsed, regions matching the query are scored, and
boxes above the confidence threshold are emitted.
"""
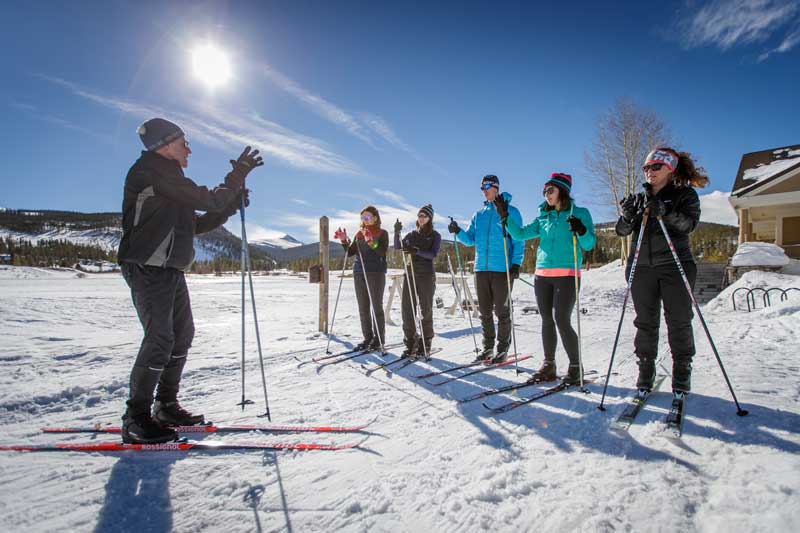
[543,186,556,196]
[643,163,664,173]
[480,183,496,191]
[417,213,430,219]
[361,214,374,221]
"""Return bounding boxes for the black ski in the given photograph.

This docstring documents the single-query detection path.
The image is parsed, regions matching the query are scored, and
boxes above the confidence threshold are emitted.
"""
[297,342,403,367]
[428,355,532,386]
[611,374,667,432]
[362,348,443,376]
[412,359,485,380]
[482,378,596,414]
[665,391,686,438]
[459,370,598,403]
[314,346,394,374]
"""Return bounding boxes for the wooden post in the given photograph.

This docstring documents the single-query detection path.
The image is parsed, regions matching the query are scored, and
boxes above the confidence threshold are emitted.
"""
[319,216,330,333]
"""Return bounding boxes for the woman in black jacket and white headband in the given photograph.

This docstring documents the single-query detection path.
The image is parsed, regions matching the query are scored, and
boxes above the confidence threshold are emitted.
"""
[615,147,707,394]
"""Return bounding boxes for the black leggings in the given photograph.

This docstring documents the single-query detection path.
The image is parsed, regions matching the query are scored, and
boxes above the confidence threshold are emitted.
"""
[534,275,579,365]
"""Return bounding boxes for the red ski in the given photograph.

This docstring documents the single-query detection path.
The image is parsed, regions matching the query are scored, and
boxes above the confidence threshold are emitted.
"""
[0,437,368,453]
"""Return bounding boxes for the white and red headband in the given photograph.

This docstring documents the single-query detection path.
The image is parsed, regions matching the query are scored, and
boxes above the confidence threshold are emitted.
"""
[644,149,678,172]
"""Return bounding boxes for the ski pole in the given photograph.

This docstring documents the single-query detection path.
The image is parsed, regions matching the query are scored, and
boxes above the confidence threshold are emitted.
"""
[654,215,748,416]
[354,237,385,353]
[598,209,649,411]
[500,223,520,374]
[237,194,254,411]
[446,255,466,318]
[326,253,349,354]
[451,219,479,356]
[572,232,587,392]
[241,198,271,420]
[516,276,535,289]
[405,250,429,360]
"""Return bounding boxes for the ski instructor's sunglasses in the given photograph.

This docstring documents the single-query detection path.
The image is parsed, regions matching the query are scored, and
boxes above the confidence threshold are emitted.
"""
[480,183,496,191]
[643,163,664,173]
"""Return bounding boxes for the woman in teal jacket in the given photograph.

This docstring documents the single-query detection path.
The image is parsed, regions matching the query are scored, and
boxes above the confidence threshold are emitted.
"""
[496,173,595,384]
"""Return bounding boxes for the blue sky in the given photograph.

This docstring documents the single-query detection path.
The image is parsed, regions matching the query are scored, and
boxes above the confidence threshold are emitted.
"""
[1,1,798,242]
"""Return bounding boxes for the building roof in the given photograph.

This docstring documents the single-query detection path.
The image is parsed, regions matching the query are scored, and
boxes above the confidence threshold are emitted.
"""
[731,144,800,197]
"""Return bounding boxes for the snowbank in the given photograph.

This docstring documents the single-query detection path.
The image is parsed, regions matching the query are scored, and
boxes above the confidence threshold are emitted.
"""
[704,269,800,314]
[0,265,89,280]
[730,242,790,267]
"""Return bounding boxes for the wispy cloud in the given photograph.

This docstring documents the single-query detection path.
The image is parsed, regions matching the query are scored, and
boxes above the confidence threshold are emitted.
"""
[224,221,287,242]
[9,99,112,143]
[678,0,800,58]
[699,190,738,226]
[259,63,446,175]
[38,75,362,175]
[291,198,310,206]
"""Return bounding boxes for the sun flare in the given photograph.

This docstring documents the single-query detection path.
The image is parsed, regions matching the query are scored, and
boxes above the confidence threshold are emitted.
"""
[191,44,232,89]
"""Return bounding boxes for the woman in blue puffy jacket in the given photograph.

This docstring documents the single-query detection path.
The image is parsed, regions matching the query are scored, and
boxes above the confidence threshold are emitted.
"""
[497,173,595,384]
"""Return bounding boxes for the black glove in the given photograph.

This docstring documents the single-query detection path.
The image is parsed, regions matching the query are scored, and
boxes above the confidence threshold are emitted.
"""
[566,215,586,236]
[224,188,250,217]
[402,245,418,255]
[225,146,264,188]
[493,195,509,220]
[647,197,668,217]
[620,194,644,221]
[509,264,520,280]
[448,218,461,234]
[394,218,403,233]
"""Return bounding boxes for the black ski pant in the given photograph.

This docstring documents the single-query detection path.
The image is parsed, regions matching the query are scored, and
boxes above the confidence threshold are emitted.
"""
[475,271,514,351]
[628,262,697,366]
[121,263,195,416]
[353,271,386,345]
[534,275,579,366]
[401,270,436,348]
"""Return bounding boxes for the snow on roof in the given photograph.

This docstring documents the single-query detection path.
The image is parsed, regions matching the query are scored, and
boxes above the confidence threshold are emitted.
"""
[731,241,790,267]
[740,157,800,186]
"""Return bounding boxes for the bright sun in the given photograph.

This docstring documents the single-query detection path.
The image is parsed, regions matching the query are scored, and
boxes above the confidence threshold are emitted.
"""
[191,44,232,89]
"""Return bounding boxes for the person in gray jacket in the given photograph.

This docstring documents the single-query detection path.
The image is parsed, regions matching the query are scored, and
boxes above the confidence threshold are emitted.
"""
[118,117,263,444]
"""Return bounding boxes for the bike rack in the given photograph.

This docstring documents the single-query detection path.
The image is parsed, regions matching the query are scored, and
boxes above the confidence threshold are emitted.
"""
[731,286,799,311]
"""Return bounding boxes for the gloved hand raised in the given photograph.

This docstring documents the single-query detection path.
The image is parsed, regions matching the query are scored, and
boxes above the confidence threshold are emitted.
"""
[566,215,586,236]
[394,218,403,233]
[448,218,461,234]
[225,146,264,189]
[619,194,644,221]
[493,195,510,220]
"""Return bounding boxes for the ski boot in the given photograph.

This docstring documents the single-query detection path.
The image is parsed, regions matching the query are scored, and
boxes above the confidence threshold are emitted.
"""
[154,401,205,426]
[561,364,583,385]
[527,359,557,384]
[672,359,692,393]
[476,344,494,363]
[122,412,177,444]
[636,356,657,392]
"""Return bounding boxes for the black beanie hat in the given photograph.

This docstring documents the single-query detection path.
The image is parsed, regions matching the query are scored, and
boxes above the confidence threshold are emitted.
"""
[138,118,185,151]
[481,174,500,188]
[419,204,434,219]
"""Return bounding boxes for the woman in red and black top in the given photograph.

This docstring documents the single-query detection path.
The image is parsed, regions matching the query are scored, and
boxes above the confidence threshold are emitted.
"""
[340,206,389,351]
[616,147,707,394]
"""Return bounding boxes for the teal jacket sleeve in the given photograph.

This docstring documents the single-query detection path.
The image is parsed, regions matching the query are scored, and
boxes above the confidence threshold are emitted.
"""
[455,213,477,247]
[505,212,541,241]
[507,206,525,266]
[576,207,596,252]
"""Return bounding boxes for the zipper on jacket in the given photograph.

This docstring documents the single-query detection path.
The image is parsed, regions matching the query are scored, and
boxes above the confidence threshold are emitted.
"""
[485,207,492,271]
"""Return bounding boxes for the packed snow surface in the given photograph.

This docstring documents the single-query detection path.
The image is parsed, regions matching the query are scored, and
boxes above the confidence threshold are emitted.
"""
[0,262,798,532]
[731,241,791,267]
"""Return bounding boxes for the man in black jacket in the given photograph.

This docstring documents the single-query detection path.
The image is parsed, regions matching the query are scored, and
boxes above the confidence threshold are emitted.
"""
[118,117,263,444]
[616,148,702,394]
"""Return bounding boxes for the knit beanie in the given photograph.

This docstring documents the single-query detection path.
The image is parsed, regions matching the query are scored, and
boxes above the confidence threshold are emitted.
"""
[138,118,185,151]
[545,172,572,194]
[418,204,434,219]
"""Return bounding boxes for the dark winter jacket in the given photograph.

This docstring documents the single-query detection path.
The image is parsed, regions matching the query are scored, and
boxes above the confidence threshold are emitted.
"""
[346,229,389,273]
[394,229,442,274]
[615,183,701,267]
[118,151,242,271]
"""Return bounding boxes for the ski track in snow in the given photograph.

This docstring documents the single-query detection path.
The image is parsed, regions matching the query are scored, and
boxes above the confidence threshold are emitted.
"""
[0,264,798,532]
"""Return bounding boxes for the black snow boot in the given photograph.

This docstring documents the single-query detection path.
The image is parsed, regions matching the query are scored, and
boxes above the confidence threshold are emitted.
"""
[154,401,205,426]
[636,356,657,391]
[402,338,416,358]
[476,341,494,362]
[672,359,692,393]
[121,412,177,444]
[562,364,583,385]
[527,359,557,383]
[490,349,509,365]
[354,339,373,352]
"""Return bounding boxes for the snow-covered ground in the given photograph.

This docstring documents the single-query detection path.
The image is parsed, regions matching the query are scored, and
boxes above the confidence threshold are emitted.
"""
[0,262,798,532]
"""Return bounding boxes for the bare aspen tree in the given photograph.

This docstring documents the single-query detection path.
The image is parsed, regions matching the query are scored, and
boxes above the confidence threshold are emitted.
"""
[584,98,671,258]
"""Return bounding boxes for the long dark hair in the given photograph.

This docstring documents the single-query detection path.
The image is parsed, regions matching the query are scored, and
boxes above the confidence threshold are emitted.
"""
[416,218,434,235]
[658,147,709,188]
[542,184,573,212]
